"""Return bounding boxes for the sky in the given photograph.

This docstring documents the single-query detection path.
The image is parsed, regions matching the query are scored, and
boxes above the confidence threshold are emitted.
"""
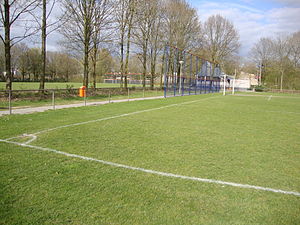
[34,0,300,59]
[188,0,300,56]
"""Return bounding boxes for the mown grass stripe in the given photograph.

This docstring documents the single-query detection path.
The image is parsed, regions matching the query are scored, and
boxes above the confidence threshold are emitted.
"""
[1,138,299,197]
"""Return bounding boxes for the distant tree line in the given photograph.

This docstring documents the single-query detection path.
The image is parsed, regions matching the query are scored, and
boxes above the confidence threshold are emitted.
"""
[1,0,240,90]
[250,31,300,90]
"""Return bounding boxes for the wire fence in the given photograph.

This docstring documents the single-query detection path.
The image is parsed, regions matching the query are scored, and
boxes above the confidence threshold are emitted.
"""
[163,44,222,97]
[0,87,164,115]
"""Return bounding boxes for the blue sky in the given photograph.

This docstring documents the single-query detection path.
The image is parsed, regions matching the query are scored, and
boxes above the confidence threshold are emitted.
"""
[188,0,300,56]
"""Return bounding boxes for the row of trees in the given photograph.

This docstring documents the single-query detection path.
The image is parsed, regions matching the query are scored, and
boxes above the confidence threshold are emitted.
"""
[250,31,300,90]
[0,43,82,82]
[1,0,240,90]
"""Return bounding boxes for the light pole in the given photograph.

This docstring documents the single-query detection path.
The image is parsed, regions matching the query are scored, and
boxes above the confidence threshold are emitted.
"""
[232,69,236,95]
[222,74,227,96]
[179,60,184,94]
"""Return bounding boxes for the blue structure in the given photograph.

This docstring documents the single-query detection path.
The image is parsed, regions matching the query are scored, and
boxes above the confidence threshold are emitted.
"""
[163,45,221,98]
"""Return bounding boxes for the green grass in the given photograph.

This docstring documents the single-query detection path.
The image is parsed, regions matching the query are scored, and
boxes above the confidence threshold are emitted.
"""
[0,82,144,90]
[1,94,300,224]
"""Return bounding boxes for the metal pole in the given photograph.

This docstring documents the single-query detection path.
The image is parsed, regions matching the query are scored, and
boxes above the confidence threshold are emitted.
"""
[179,61,183,95]
[223,75,227,96]
[163,45,169,98]
[173,48,178,96]
[232,69,236,95]
[259,63,262,86]
[8,90,12,115]
[189,54,192,95]
[195,57,198,95]
[52,91,55,110]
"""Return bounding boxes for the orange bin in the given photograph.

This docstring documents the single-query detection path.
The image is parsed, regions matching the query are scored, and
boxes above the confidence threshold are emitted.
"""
[79,86,86,97]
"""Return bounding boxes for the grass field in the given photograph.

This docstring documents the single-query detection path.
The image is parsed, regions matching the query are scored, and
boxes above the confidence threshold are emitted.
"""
[1,93,299,224]
[0,82,142,90]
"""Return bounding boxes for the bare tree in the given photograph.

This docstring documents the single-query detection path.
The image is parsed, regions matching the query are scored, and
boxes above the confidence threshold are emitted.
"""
[273,35,291,91]
[162,0,201,83]
[202,14,240,73]
[289,31,300,68]
[114,0,136,88]
[148,0,163,89]
[90,0,113,88]
[0,0,41,90]
[250,37,273,66]
[134,0,160,88]
[38,0,62,90]
[60,0,100,88]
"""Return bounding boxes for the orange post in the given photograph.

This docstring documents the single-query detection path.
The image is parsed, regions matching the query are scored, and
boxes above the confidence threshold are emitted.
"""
[79,86,86,97]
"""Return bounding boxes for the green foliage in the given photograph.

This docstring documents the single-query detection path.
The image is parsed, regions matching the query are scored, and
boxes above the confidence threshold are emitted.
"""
[254,85,265,92]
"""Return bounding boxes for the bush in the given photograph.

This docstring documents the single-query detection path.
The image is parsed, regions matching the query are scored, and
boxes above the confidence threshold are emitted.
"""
[254,85,265,92]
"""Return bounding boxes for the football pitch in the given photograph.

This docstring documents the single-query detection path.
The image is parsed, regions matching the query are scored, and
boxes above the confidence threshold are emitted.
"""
[1,93,299,224]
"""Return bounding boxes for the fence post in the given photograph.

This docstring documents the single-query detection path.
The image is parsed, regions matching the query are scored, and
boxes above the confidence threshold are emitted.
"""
[52,91,55,110]
[8,90,12,115]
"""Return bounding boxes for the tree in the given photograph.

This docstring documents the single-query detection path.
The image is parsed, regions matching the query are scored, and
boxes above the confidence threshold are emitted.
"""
[60,0,104,88]
[250,32,300,90]
[27,48,42,81]
[90,0,112,88]
[202,14,240,74]
[17,44,30,81]
[289,31,300,68]
[272,35,291,91]
[134,0,160,88]
[38,0,61,90]
[162,0,201,83]
[96,48,114,83]
[0,0,41,90]
[115,0,136,88]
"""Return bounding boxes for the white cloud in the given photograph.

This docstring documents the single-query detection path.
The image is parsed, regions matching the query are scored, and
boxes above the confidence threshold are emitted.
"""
[195,1,300,57]
[271,0,300,7]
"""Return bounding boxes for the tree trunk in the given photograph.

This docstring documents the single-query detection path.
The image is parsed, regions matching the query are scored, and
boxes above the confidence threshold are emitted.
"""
[124,1,135,89]
[92,47,97,89]
[142,43,147,88]
[83,20,90,88]
[39,0,46,92]
[160,50,165,88]
[120,33,124,88]
[280,70,284,91]
[4,0,12,90]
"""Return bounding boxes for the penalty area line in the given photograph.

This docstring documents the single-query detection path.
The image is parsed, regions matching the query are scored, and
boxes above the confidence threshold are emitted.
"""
[1,138,300,197]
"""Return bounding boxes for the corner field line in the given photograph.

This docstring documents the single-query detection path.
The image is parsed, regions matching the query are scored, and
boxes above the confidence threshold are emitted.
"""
[28,95,220,136]
[1,138,300,197]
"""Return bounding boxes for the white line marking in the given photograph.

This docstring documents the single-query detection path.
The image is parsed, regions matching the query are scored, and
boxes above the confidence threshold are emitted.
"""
[266,110,300,115]
[232,94,300,99]
[1,138,299,197]
[268,95,273,101]
[23,134,37,144]
[30,95,219,136]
